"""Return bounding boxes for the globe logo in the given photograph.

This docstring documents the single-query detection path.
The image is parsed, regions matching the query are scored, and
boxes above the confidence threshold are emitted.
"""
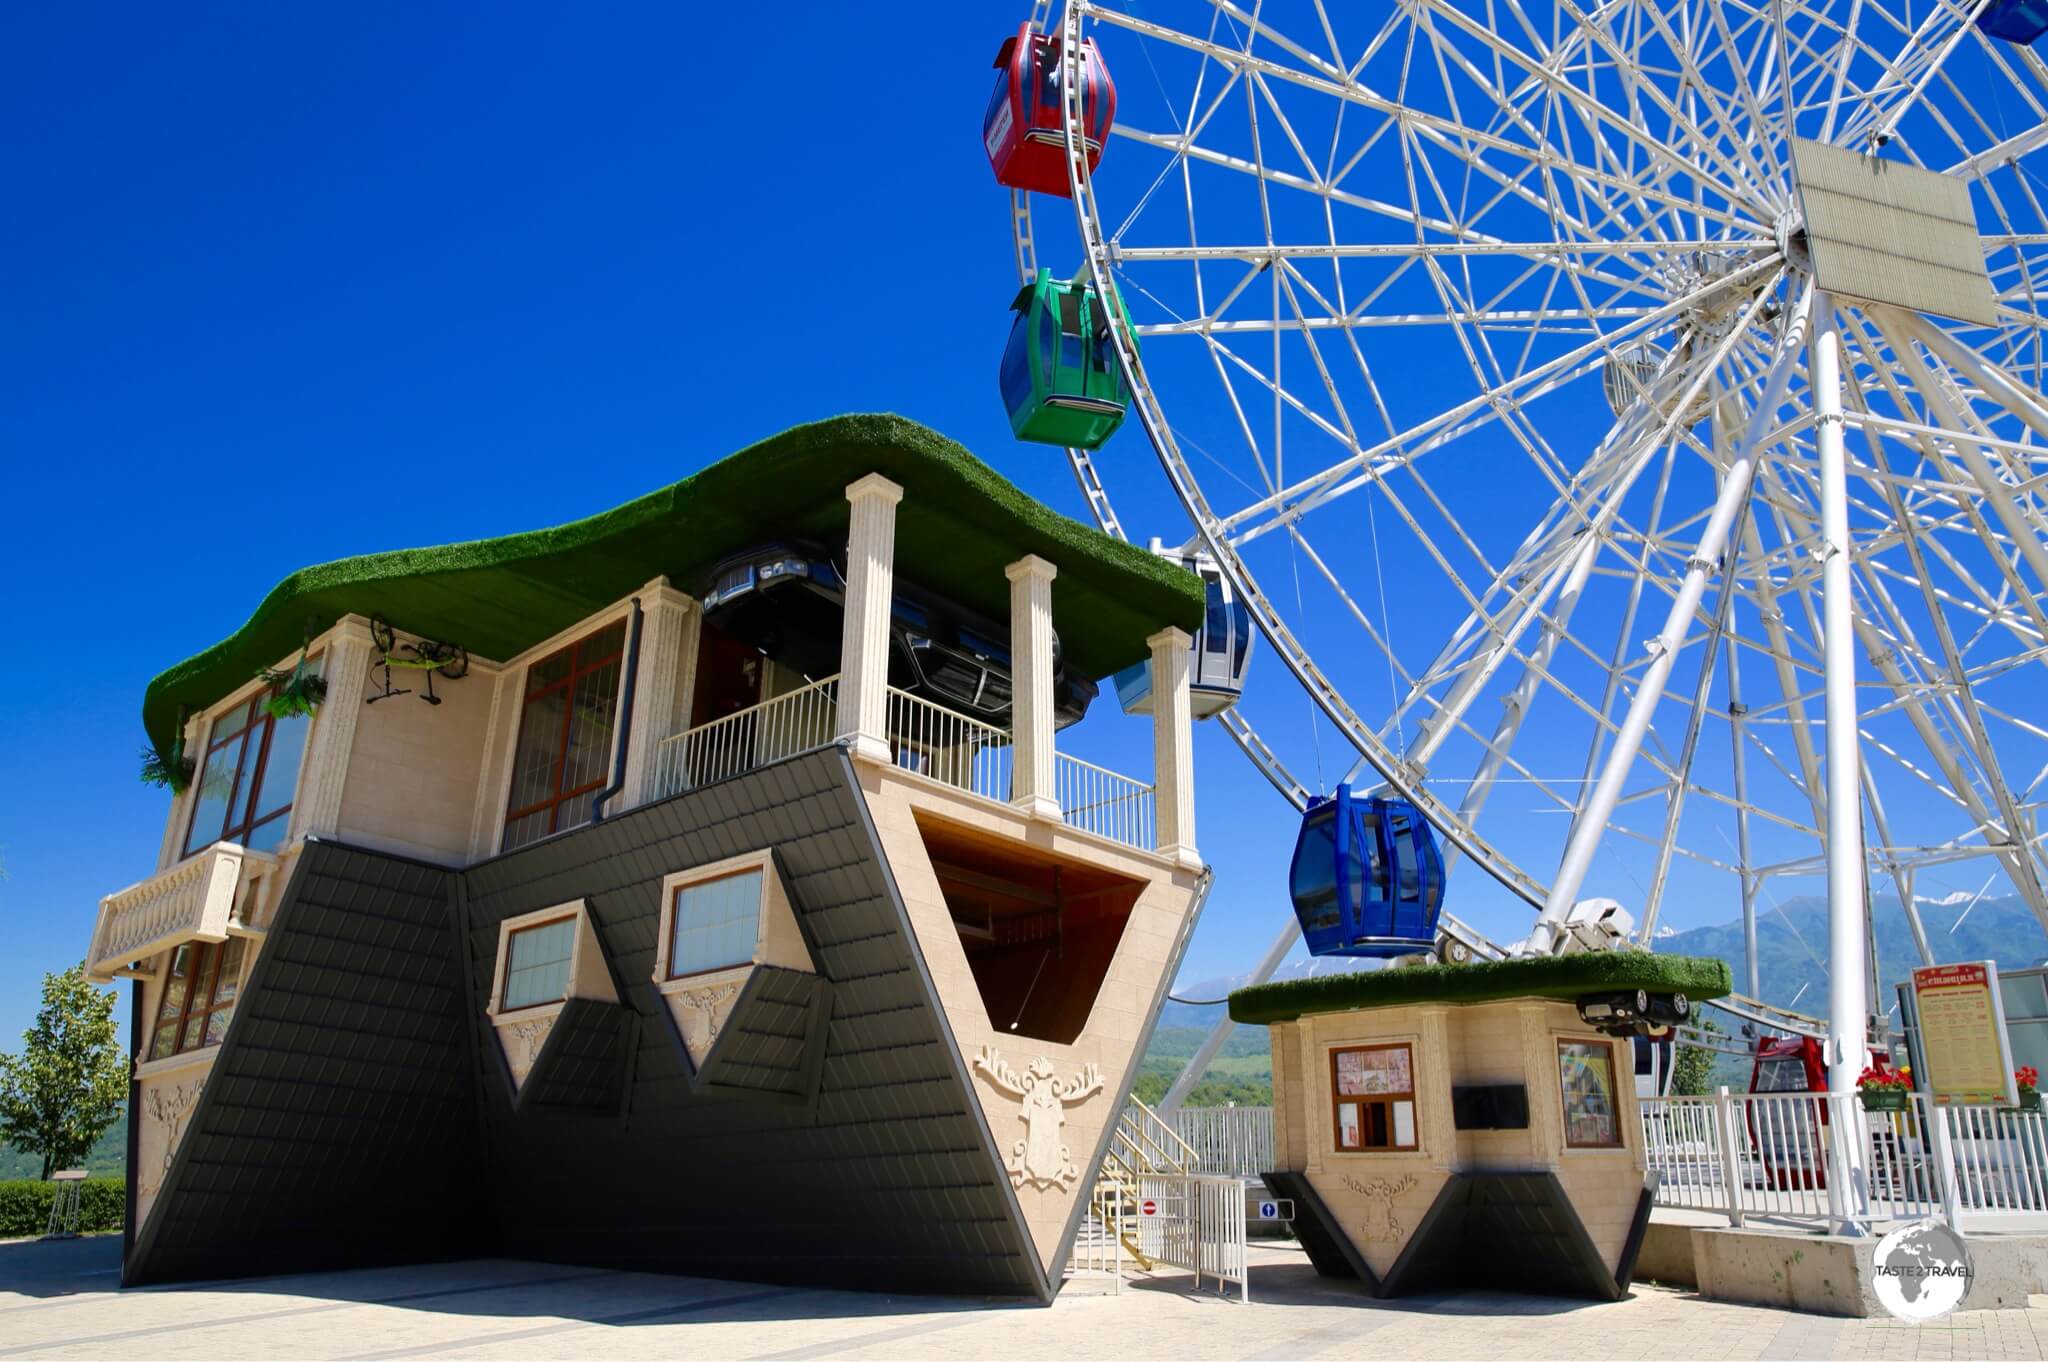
[1872,1221,1973,1321]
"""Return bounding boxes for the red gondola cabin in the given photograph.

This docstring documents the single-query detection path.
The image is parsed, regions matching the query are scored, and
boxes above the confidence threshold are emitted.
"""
[983,24,1116,197]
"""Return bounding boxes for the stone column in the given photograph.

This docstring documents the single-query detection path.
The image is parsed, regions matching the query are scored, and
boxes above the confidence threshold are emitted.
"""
[1149,626,1200,868]
[1006,555,1060,820]
[836,473,904,764]
[154,709,210,871]
[288,615,378,844]
[620,578,699,807]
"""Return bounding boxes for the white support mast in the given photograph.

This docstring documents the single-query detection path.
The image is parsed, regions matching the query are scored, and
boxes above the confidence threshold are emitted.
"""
[1812,292,1870,1231]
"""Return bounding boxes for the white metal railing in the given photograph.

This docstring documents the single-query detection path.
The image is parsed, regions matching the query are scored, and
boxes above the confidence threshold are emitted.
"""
[1641,1089,2048,1229]
[884,687,1013,802]
[86,842,278,982]
[1116,1098,1199,1177]
[1135,1174,1249,1302]
[1161,1106,1275,1178]
[652,676,839,798]
[1063,1180,1127,1291]
[1054,753,1155,850]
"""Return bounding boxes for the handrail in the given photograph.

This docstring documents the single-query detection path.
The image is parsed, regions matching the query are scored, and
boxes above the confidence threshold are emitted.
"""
[652,675,840,799]
[1054,751,1155,850]
[884,687,1014,802]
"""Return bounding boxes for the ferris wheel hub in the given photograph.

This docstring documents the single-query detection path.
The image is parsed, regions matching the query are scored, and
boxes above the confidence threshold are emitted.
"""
[1773,210,1812,277]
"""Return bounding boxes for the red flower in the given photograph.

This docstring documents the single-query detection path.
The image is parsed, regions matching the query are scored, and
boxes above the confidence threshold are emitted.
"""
[2017,1065,2038,1091]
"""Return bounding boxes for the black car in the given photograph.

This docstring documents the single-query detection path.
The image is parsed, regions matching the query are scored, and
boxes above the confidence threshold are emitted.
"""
[699,542,1097,730]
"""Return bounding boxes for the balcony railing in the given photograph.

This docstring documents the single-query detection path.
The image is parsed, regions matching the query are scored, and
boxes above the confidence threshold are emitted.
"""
[884,687,1013,803]
[652,674,841,799]
[86,842,278,982]
[1055,753,1155,850]
[647,674,1158,853]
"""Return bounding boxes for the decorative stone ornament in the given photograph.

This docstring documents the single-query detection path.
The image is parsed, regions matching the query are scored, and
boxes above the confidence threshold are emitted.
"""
[1342,1172,1419,1242]
[972,1046,1104,1190]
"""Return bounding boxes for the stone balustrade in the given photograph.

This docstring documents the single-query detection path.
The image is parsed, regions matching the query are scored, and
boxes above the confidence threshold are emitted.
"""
[86,843,278,982]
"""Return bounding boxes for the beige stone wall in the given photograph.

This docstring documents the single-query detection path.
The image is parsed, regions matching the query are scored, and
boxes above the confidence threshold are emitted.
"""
[131,1053,211,1235]
[1273,996,1648,1281]
[335,626,497,865]
[858,762,1201,1276]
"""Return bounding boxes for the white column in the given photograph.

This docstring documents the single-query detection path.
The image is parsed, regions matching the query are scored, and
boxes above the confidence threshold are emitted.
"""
[288,616,377,844]
[1149,626,1199,868]
[621,579,698,806]
[1006,555,1060,819]
[836,473,904,764]
[1814,293,1870,1231]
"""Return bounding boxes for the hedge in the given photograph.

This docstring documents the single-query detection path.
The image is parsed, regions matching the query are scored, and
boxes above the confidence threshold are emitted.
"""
[141,412,1207,756]
[1228,952,1734,1024]
[0,1177,124,1238]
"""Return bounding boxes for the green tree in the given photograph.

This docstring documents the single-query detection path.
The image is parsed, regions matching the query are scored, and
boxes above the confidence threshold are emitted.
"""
[1670,1018,1724,1097]
[0,967,128,1179]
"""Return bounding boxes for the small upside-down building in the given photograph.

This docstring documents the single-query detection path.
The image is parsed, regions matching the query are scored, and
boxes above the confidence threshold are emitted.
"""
[88,414,1212,1299]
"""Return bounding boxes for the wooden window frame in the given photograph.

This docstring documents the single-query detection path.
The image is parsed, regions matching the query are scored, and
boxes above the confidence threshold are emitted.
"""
[497,913,579,1015]
[663,865,767,982]
[1329,1042,1418,1153]
[181,660,321,859]
[1556,1037,1625,1150]
[501,623,628,848]
[149,939,243,1060]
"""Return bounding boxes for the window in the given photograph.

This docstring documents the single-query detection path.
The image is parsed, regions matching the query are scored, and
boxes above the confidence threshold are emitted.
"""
[667,869,765,979]
[1331,1043,1417,1152]
[1558,1039,1623,1148]
[148,938,246,1060]
[182,663,322,858]
[501,916,576,1010]
[502,620,627,851]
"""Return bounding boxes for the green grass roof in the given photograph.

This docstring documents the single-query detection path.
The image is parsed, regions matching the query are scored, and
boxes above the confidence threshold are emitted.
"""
[1227,952,1733,1024]
[143,413,1206,756]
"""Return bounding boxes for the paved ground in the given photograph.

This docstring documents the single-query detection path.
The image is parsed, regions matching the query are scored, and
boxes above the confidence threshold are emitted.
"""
[4,1235,2047,1360]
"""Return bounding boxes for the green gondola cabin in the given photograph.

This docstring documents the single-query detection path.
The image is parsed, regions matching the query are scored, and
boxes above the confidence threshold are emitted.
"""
[1000,268,1133,450]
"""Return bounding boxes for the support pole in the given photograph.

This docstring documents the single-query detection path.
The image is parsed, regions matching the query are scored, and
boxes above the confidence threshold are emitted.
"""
[1728,638,1762,998]
[1532,286,1815,951]
[1160,919,1298,1113]
[1813,293,1870,1232]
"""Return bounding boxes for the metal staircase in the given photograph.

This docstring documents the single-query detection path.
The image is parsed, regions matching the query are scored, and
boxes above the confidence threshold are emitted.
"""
[1089,1099,1197,1271]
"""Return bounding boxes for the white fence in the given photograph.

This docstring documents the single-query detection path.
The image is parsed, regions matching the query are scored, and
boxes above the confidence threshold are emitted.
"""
[1064,1183,1127,1292]
[1641,1089,2048,1229]
[1135,1174,1249,1302]
[648,676,1158,854]
[1054,753,1154,849]
[884,687,1015,801]
[652,676,839,797]
[1159,1106,1275,1179]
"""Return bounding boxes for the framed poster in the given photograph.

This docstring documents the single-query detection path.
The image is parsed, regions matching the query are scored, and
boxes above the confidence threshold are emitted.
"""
[1912,962,2017,1105]
[1557,1039,1622,1148]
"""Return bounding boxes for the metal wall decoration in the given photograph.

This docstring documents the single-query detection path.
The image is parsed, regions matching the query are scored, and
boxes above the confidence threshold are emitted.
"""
[366,616,469,706]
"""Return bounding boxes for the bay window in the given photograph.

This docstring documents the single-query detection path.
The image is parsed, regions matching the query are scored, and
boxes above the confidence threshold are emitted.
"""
[183,663,321,858]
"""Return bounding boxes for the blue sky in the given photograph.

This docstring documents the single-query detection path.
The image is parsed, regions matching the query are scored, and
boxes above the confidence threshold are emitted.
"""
[9,4,2030,1052]
[0,3,1321,1044]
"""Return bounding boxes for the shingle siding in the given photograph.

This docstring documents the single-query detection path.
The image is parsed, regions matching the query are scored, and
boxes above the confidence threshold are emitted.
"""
[129,749,1044,1300]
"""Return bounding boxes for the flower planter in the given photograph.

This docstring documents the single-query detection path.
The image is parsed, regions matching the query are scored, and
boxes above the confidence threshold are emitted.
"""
[1859,1087,1909,1113]
[2019,1088,2040,1113]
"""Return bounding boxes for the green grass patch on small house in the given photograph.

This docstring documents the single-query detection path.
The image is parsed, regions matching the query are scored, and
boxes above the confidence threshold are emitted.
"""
[1228,953,1733,1025]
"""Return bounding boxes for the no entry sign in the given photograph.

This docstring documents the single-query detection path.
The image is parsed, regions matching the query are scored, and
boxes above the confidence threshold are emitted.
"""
[1138,1198,1159,1218]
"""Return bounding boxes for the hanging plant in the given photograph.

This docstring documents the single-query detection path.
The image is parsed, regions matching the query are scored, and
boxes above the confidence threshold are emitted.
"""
[140,710,193,794]
[259,635,327,720]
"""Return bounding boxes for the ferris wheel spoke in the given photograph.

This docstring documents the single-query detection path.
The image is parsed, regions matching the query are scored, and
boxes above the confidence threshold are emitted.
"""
[1095,1,1773,233]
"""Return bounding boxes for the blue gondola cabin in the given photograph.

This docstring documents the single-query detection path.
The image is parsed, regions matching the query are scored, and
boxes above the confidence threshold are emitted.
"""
[1000,268,1133,450]
[1114,545,1251,719]
[1980,0,2048,43]
[1290,785,1446,958]
[983,23,1116,197]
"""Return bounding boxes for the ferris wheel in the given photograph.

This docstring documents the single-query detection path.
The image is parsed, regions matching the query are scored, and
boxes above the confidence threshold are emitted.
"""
[990,0,2048,1070]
